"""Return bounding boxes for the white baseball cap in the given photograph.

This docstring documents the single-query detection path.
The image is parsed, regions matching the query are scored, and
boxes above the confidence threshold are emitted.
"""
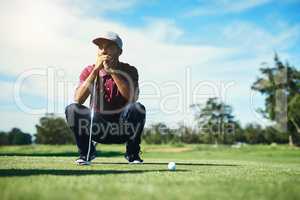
[92,31,123,50]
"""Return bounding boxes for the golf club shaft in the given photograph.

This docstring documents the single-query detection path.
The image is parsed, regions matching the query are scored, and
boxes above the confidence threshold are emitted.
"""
[86,74,99,161]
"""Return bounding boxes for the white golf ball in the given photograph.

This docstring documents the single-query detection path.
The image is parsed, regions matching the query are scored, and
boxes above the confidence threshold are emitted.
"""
[168,162,176,171]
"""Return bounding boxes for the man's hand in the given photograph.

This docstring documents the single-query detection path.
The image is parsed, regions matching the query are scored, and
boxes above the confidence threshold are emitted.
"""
[75,54,112,104]
[103,57,119,74]
[93,54,112,75]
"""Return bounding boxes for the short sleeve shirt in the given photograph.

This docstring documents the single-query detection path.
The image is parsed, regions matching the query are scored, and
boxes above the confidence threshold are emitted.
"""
[77,62,139,114]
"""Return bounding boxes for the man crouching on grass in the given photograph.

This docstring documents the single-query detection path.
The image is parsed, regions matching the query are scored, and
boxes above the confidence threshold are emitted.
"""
[65,31,146,165]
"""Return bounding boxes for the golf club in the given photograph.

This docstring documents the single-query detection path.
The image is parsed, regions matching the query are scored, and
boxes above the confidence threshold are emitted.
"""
[86,73,99,165]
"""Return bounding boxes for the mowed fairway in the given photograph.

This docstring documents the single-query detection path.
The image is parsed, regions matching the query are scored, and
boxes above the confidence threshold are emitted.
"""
[0,144,300,200]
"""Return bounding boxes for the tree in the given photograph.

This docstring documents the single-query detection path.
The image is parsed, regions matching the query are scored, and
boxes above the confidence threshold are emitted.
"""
[232,122,246,143]
[7,128,32,145]
[35,113,74,144]
[252,53,300,145]
[143,126,164,144]
[177,122,199,144]
[243,123,266,144]
[264,126,288,144]
[288,94,300,145]
[0,132,9,145]
[142,123,182,144]
[288,94,300,134]
[191,97,237,144]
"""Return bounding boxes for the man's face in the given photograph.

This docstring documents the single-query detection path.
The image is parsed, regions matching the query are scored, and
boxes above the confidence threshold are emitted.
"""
[97,39,121,58]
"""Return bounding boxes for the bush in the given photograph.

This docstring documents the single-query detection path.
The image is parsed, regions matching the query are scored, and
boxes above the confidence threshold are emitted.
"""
[0,128,32,145]
[142,129,163,144]
[244,123,267,144]
[264,126,288,144]
[8,128,32,145]
[0,132,9,145]
[141,122,292,145]
[35,113,74,144]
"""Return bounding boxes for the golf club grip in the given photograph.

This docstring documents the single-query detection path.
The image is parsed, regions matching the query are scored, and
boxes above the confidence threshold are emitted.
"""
[92,74,99,110]
[95,72,99,83]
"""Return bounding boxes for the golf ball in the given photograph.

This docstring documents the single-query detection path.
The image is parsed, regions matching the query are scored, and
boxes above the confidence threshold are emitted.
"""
[168,162,176,171]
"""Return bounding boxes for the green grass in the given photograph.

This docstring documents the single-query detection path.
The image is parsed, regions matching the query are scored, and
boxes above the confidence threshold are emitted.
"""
[0,144,300,200]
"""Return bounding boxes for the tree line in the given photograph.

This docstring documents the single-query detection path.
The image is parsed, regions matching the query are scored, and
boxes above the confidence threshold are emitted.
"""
[0,113,75,145]
[0,54,299,146]
[145,54,300,145]
[0,128,32,145]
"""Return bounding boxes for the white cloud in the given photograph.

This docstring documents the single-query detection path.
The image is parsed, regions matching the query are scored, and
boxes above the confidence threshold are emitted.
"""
[221,21,300,54]
[0,81,15,102]
[66,0,139,14]
[185,0,272,16]
[140,17,184,42]
[0,0,234,132]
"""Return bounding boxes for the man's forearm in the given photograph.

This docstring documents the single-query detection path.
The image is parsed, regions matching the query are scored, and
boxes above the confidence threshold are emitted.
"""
[111,73,134,101]
[74,71,97,104]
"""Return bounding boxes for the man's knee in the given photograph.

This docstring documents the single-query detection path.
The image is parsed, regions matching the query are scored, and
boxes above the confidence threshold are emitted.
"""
[126,102,146,117]
[65,103,75,115]
[65,103,89,127]
[65,103,89,116]
[122,103,146,139]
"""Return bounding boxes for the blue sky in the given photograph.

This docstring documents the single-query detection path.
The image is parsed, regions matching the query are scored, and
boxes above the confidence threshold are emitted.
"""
[0,0,300,134]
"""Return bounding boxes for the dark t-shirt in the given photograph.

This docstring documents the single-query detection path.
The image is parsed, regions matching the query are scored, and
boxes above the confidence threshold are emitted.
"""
[77,62,139,114]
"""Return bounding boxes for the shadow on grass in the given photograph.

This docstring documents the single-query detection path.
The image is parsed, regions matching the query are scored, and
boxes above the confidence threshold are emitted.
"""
[0,151,123,157]
[0,169,189,177]
[93,162,239,167]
